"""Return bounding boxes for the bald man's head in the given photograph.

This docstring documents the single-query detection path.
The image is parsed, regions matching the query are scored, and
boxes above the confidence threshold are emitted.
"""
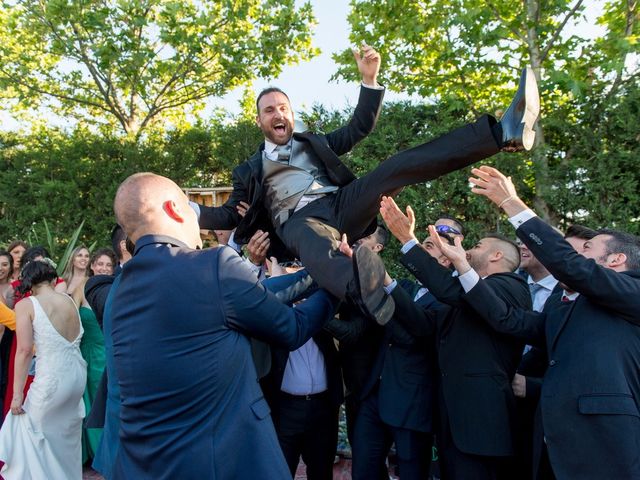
[114,173,202,249]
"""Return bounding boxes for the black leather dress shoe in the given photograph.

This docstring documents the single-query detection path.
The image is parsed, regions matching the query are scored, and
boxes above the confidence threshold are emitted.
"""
[500,67,540,152]
[350,246,395,325]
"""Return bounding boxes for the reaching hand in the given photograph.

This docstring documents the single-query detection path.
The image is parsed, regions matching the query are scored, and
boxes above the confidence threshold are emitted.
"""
[469,166,527,215]
[266,256,286,278]
[379,196,417,245]
[427,225,471,274]
[236,201,250,218]
[353,44,381,86]
[338,234,353,258]
[246,230,270,266]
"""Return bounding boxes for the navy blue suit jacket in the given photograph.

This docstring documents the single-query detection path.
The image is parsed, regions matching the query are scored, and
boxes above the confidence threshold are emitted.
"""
[360,279,437,433]
[464,216,640,480]
[110,235,336,479]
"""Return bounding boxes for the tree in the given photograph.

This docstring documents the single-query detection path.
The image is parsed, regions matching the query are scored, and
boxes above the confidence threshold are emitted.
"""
[0,0,318,137]
[334,0,639,223]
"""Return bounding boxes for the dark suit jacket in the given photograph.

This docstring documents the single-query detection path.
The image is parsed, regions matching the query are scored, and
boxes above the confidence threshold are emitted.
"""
[358,279,437,433]
[197,87,385,251]
[463,216,640,480]
[109,235,337,480]
[261,328,343,409]
[393,246,531,457]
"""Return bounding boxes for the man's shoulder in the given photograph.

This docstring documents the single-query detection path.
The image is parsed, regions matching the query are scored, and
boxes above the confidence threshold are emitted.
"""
[486,272,531,299]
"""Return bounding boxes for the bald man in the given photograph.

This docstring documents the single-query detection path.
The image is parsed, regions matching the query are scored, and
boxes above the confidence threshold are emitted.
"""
[109,173,337,479]
[379,197,532,480]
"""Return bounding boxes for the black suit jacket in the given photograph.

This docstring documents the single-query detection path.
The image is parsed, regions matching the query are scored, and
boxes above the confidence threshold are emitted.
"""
[393,246,531,457]
[463,216,640,480]
[197,87,385,252]
[360,279,438,433]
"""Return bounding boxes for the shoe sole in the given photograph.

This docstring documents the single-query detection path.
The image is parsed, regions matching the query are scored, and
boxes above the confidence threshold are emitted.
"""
[521,67,540,151]
[353,247,395,325]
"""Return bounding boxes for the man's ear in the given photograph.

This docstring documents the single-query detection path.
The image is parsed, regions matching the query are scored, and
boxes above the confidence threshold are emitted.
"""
[490,250,504,264]
[608,252,627,269]
[163,200,184,223]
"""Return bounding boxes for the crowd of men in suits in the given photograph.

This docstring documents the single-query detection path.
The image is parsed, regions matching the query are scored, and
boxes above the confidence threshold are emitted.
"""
[85,45,640,480]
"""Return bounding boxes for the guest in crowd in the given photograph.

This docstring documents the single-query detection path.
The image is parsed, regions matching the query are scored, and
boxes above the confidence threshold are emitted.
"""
[89,249,117,276]
[0,252,13,306]
[108,172,337,479]
[5,242,27,282]
[437,165,640,480]
[378,195,532,480]
[0,259,86,479]
[3,247,67,418]
[62,246,91,295]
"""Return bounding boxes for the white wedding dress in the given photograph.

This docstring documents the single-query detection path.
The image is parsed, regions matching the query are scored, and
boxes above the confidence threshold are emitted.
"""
[0,296,87,479]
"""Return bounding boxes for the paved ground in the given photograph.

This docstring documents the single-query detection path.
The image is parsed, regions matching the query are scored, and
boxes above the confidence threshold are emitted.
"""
[83,458,401,479]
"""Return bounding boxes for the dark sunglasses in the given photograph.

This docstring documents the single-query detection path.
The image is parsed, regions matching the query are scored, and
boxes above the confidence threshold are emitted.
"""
[435,224,461,235]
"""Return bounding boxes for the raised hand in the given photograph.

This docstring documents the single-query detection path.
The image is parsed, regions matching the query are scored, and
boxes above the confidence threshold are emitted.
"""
[427,225,471,274]
[379,196,417,245]
[353,44,381,86]
[469,166,527,215]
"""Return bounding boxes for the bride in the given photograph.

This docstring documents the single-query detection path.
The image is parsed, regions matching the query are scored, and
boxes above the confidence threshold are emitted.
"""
[0,258,87,479]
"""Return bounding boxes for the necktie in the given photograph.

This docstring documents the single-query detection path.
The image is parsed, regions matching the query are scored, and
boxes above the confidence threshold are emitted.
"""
[561,295,571,303]
[275,143,291,162]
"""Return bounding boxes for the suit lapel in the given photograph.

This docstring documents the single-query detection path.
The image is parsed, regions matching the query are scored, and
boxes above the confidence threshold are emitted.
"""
[295,132,356,185]
[549,299,578,352]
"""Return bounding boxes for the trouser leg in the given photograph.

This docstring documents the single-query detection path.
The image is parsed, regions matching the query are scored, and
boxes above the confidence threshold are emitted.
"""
[391,426,433,480]
[351,393,393,480]
[335,115,499,239]
[278,213,352,300]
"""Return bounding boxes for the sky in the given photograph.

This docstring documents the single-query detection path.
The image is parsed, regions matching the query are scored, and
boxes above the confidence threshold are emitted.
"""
[206,0,418,117]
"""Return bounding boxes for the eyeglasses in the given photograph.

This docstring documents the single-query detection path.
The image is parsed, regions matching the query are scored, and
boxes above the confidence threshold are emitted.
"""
[435,224,461,236]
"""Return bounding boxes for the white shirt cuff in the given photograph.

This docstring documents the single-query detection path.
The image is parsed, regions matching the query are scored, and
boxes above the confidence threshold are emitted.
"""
[383,279,398,295]
[401,239,419,254]
[189,201,201,220]
[458,269,480,293]
[361,82,384,90]
[508,209,536,229]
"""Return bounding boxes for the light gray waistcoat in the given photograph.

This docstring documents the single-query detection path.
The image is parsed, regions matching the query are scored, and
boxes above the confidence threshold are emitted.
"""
[262,138,338,228]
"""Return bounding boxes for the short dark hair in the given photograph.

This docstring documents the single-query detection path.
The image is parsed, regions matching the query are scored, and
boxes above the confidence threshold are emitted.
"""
[597,228,640,271]
[17,259,58,296]
[256,87,290,114]
[0,250,13,273]
[111,225,127,260]
[564,224,597,240]
[22,246,50,268]
[436,215,464,235]
[373,225,390,248]
[485,233,521,272]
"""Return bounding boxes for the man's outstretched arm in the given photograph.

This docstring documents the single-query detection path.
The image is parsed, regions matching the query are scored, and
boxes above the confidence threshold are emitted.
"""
[325,45,385,156]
